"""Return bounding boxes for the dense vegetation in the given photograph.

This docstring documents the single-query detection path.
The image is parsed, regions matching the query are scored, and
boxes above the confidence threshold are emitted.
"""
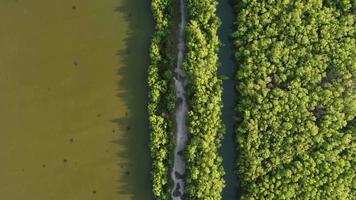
[148,0,176,199]
[233,0,355,199]
[184,0,225,199]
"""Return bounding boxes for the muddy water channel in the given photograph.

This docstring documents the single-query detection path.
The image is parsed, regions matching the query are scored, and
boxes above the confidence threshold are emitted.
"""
[0,0,152,199]
[171,0,187,199]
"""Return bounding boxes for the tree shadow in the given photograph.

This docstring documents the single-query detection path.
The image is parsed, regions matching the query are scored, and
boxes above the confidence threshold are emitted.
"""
[217,0,242,199]
[111,0,153,199]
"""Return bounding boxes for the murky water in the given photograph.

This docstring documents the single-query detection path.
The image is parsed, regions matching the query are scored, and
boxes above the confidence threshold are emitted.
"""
[0,0,152,199]
[217,0,241,199]
[171,0,187,199]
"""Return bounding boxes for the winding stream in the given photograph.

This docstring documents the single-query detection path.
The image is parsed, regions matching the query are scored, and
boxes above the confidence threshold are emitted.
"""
[171,0,187,199]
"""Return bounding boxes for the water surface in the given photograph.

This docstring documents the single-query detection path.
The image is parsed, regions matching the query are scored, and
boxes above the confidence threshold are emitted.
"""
[217,0,241,199]
[0,0,152,199]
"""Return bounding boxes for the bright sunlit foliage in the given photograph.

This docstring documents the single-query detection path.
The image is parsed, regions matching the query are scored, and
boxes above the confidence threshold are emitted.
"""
[233,0,355,199]
[149,0,176,199]
[184,0,225,199]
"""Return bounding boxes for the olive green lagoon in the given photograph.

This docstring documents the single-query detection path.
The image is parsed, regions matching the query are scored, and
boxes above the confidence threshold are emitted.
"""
[0,0,153,199]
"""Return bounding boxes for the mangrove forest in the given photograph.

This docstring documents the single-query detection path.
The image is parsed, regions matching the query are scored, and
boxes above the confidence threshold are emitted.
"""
[1,0,354,200]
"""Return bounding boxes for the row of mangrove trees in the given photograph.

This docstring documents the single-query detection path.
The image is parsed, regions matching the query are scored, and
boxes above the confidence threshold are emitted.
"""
[184,0,225,199]
[149,0,226,199]
[149,0,175,199]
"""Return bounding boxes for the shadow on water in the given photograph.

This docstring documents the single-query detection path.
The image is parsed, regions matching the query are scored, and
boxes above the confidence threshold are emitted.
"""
[217,0,242,199]
[111,0,153,199]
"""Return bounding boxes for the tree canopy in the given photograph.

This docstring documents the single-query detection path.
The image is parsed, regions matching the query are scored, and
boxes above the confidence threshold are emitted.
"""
[149,0,176,199]
[233,0,355,199]
[184,0,225,199]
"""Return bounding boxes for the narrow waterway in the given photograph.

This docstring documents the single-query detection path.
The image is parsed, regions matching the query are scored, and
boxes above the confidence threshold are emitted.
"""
[217,0,241,199]
[171,0,187,199]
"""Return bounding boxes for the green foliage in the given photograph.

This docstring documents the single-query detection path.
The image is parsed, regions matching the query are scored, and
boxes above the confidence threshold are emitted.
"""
[233,1,356,199]
[184,0,225,199]
[149,0,176,199]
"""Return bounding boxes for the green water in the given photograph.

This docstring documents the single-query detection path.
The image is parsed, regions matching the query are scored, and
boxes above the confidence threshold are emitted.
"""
[0,0,152,199]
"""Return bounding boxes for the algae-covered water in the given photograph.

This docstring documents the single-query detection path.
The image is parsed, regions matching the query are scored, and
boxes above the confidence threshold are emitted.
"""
[0,0,152,199]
